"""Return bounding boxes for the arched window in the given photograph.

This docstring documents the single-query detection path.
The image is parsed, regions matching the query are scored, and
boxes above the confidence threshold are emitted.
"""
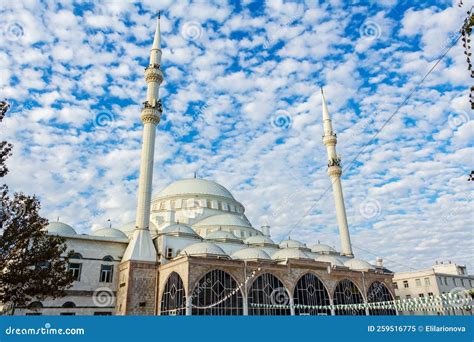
[102,255,114,262]
[191,269,243,315]
[367,281,396,315]
[293,273,331,315]
[333,279,365,315]
[28,301,43,309]
[248,273,291,315]
[160,272,186,316]
[62,301,76,308]
[71,253,83,259]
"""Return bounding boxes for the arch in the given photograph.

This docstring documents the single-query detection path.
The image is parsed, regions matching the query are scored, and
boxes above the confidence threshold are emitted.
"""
[367,281,397,316]
[191,269,243,315]
[71,253,83,259]
[160,272,186,316]
[333,279,365,315]
[102,255,114,262]
[293,273,331,316]
[28,301,43,309]
[62,301,76,308]
[248,273,291,316]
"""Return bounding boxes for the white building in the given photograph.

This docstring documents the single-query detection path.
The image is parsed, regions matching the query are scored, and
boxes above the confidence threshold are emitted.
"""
[393,262,474,316]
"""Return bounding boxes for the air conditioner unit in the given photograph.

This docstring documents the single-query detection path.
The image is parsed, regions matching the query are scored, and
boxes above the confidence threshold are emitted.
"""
[166,248,173,259]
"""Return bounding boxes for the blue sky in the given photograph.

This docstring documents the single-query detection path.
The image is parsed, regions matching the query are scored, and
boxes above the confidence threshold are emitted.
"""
[1,0,472,272]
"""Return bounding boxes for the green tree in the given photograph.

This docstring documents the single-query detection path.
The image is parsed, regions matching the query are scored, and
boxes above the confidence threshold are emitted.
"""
[0,101,75,315]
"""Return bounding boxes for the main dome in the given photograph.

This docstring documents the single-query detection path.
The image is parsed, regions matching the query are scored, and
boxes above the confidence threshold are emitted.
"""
[154,178,235,200]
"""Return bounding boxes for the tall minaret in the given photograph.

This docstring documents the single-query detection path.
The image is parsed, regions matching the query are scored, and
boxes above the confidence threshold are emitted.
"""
[321,88,353,257]
[122,14,163,262]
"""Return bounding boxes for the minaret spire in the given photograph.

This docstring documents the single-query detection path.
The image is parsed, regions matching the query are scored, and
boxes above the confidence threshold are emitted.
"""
[321,87,353,257]
[122,13,164,263]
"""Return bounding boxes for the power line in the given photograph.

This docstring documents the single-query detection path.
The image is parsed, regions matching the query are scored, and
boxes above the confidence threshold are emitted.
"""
[285,21,464,251]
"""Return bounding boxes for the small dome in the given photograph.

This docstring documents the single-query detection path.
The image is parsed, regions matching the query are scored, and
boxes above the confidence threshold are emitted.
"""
[244,235,277,246]
[193,213,252,228]
[155,178,235,200]
[91,228,127,239]
[315,255,345,267]
[161,223,200,238]
[279,238,308,250]
[309,244,337,254]
[179,242,228,258]
[344,258,375,270]
[46,222,76,236]
[232,247,271,260]
[205,230,242,243]
[272,249,311,260]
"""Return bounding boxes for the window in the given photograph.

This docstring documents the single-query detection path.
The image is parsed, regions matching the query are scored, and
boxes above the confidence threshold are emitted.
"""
[415,279,421,286]
[403,280,409,288]
[418,293,424,298]
[159,201,165,210]
[293,273,331,316]
[62,302,76,308]
[103,255,114,262]
[367,281,396,316]
[424,278,430,286]
[71,253,83,259]
[444,277,448,285]
[60,312,75,316]
[100,265,113,283]
[94,312,112,316]
[165,248,173,259]
[393,282,398,289]
[428,292,434,297]
[461,279,465,286]
[170,200,175,209]
[217,202,222,210]
[453,278,457,286]
[160,272,186,316]
[470,280,473,287]
[69,263,82,281]
[206,199,211,208]
[333,279,365,316]
[406,295,411,299]
[395,296,400,300]
[26,312,42,316]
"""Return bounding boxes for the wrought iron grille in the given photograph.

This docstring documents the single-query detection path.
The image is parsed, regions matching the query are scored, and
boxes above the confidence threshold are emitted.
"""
[248,273,291,316]
[333,279,365,315]
[294,273,331,316]
[160,272,186,315]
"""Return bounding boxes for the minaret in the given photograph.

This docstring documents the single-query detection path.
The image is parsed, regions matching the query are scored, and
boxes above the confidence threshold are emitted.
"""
[122,14,163,262]
[116,14,163,316]
[321,88,353,257]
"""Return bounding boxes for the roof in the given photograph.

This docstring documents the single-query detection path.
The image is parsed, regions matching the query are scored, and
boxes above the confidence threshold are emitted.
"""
[154,178,235,200]
[193,213,252,228]
[279,238,308,250]
[179,242,228,258]
[309,243,337,254]
[45,222,77,236]
[91,228,128,239]
[244,235,277,246]
[344,258,375,270]
[161,223,200,238]
[272,248,311,261]
[231,247,271,260]
[315,255,345,267]
[205,230,242,243]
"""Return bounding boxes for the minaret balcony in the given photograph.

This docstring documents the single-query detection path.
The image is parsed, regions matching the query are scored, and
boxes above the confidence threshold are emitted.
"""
[144,67,163,83]
[323,134,337,145]
[327,165,342,177]
[140,100,162,124]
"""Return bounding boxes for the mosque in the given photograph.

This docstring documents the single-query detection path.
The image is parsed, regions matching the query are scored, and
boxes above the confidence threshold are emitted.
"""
[16,15,396,316]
